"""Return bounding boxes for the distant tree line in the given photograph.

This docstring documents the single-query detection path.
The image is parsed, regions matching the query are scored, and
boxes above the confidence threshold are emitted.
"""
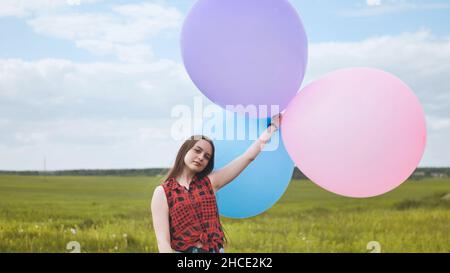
[291,167,450,180]
[0,167,449,179]
[0,168,169,177]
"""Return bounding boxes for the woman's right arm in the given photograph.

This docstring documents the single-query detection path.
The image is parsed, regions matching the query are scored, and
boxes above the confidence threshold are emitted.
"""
[151,185,174,253]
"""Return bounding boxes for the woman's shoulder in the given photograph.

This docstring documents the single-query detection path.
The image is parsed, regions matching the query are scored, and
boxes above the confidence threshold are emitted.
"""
[154,183,173,205]
[151,185,168,208]
[161,176,176,187]
[153,185,165,196]
[196,174,211,185]
[199,174,216,193]
[158,177,176,195]
[203,174,211,183]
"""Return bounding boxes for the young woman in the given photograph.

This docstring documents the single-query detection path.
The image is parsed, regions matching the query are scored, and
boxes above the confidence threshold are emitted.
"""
[151,114,281,253]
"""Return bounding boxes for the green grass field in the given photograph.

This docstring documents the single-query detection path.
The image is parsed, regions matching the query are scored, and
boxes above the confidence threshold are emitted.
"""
[0,175,448,253]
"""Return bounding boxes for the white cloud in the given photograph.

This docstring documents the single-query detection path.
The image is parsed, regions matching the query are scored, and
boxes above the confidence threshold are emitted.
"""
[306,30,450,111]
[0,117,177,170]
[0,58,195,121]
[342,0,450,16]
[28,3,182,44]
[1,30,450,169]
[366,0,382,6]
[0,57,198,170]
[75,40,154,63]
[305,30,450,166]
[26,3,183,61]
[0,0,101,17]
[427,116,450,130]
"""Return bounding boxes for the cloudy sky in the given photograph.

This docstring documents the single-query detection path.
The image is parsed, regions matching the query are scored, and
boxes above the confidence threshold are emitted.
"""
[0,0,449,170]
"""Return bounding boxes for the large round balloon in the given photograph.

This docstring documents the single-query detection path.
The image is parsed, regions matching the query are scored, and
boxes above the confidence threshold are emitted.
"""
[203,109,294,218]
[181,0,308,117]
[282,67,427,198]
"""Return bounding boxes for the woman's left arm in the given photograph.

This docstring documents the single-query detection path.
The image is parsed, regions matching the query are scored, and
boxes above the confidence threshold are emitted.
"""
[209,114,281,192]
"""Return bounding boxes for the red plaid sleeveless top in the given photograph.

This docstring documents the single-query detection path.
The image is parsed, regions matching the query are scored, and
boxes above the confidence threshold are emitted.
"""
[162,174,225,253]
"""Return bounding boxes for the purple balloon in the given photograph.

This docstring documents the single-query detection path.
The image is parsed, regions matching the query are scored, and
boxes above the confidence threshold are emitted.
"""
[181,0,308,117]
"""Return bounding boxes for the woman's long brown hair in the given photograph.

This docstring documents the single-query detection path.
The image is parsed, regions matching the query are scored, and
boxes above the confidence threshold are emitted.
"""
[164,134,229,248]
[165,135,215,181]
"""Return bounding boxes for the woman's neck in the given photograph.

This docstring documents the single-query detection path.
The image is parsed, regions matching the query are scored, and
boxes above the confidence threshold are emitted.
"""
[176,168,196,186]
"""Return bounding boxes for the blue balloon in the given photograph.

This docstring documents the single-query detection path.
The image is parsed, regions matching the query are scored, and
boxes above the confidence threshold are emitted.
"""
[203,110,294,218]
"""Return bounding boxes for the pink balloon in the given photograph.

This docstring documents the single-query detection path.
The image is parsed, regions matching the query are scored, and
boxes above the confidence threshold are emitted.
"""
[282,68,427,198]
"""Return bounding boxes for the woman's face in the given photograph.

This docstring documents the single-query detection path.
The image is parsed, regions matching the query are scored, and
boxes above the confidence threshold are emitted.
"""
[184,139,212,173]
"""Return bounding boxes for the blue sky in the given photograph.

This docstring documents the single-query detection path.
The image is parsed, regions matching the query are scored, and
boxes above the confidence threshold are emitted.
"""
[2,0,450,62]
[0,0,449,170]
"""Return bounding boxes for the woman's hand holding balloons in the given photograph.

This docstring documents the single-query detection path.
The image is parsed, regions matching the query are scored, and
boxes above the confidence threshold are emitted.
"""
[269,113,281,131]
[258,114,281,146]
[209,117,282,194]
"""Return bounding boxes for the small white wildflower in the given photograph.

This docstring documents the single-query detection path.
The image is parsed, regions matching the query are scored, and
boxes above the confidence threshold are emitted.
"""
[70,228,77,235]
[123,233,128,238]
[114,246,118,250]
